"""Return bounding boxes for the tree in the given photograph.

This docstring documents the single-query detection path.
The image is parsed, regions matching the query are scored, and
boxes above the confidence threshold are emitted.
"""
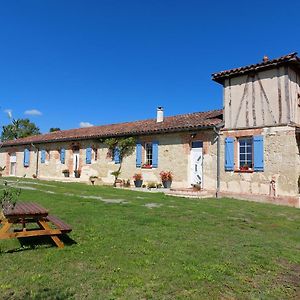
[104,137,136,186]
[49,127,61,132]
[1,118,41,141]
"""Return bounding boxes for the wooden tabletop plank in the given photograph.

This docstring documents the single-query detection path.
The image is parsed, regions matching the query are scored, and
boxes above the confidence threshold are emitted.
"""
[3,202,49,217]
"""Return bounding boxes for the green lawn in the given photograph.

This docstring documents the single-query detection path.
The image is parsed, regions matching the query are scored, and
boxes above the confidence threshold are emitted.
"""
[0,178,300,299]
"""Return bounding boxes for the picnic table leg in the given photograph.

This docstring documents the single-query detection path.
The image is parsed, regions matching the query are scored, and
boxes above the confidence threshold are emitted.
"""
[37,220,64,248]
[0,220,12,239]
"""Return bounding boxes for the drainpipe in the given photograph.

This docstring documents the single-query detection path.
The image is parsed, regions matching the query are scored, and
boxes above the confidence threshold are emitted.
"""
[213,122,224,198]
[31,143,39,178]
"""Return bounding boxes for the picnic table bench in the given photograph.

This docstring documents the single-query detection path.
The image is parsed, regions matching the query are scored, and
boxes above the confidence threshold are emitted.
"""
[0,202,72,248]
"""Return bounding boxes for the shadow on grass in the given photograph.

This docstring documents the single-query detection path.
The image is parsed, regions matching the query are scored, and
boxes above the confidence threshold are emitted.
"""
[2,234,77,253]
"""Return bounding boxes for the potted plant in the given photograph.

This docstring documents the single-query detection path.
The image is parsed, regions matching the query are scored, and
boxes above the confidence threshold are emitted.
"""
[133,173,143,187]
[89,176,98,185]
[240,164,250,171]
[123,179,131,188]
[111,170,121,187]
[160,171,173,188]
[74,170,81,178]
[142,163,152,169]
[115,179,123,188]
[62,169,70,177]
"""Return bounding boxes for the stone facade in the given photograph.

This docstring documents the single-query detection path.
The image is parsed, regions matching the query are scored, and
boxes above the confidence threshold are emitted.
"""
[219,125,300,207]
[0,130,218,190]
[214,54,300,207]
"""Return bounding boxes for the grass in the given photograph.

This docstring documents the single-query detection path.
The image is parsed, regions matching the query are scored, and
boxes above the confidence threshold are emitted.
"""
[0,177,300,299]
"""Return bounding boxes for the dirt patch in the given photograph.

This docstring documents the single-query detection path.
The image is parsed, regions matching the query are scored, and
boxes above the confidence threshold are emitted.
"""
[276,258,300,298]
[144,203,162,209]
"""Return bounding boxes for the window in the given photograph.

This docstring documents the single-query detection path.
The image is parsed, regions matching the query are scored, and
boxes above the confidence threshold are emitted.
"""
[192,141,203,148]
[239,137,253,170]
[225,135,264,172]
[46,150,51,161]
[93,148,98,161]
[136,141,158,168]
[60,148,66,164]
[145,143,153,166]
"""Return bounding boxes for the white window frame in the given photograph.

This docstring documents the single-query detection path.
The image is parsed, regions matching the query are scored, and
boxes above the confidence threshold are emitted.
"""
[238,137,253,170]
[144,142,153,166]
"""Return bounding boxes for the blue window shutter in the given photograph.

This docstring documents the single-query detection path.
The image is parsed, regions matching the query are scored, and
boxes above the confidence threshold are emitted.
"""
[41,150,46,163]
[136,142,142,167]
[60,148,65,164]
[24,149,30,167]
[86,147,92,164]
[225,137,234,171]
[114,147,120,164]
[152,141,159,168]
[253,135,264,171]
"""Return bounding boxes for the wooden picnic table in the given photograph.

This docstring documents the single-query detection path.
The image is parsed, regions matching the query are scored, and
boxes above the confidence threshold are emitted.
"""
[0,202,72,248]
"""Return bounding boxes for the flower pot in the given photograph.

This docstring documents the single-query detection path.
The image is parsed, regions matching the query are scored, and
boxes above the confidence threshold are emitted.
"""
[134,180,143,188]
[162,180,172,188]
[63,172,70,178]
[74,171,81,178]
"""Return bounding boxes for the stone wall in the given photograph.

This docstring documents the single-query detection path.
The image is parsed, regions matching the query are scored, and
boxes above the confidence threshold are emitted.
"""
[0,130,217,190]
[220,125,299,199]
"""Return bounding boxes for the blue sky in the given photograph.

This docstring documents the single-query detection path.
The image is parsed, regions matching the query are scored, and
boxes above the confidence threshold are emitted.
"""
[1,0,300,133]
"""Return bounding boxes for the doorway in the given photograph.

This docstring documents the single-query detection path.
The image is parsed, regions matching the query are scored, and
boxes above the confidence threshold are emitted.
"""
[10,153,17,176]
[190,141,203,188]
[73,149,80,177]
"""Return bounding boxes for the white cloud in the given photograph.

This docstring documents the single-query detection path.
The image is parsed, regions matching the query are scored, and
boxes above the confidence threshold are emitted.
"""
[24,109,42,116]
[4,109,12,119]
[79,121,94,128]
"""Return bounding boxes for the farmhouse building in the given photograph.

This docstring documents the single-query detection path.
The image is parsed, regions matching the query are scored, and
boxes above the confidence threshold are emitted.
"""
[1,52,300,207]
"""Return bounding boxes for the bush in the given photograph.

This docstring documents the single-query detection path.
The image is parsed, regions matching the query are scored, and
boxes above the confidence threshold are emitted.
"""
[147,182,156,189]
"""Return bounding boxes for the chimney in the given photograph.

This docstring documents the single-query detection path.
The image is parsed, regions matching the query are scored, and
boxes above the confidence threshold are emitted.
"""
[156,106,164,123]
[263,55,269,62]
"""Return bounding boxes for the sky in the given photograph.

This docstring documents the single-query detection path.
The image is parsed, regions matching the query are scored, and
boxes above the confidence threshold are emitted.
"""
[1,0,300,133]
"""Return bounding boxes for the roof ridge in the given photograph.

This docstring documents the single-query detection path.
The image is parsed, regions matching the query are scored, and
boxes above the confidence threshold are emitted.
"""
[27,108,223,136]
[212,52,299,82]
[1,108,223,146]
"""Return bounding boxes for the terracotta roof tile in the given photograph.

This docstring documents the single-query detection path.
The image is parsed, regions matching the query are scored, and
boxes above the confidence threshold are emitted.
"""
[2,109,223,147]
[212,52,300,83]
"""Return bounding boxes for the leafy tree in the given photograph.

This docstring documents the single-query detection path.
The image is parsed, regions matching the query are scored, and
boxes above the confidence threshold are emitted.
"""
[104,137,136,186]
[1,118,41,141]
[49,127,61,132]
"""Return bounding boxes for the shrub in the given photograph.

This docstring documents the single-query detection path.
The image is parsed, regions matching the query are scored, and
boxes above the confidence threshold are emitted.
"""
[147,182,156,189]
[0,180,21,210]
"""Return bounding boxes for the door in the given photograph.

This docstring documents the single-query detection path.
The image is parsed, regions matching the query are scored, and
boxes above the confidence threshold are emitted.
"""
[73,150,80,173]
[10,153,17,176]
[190,141,203,187]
